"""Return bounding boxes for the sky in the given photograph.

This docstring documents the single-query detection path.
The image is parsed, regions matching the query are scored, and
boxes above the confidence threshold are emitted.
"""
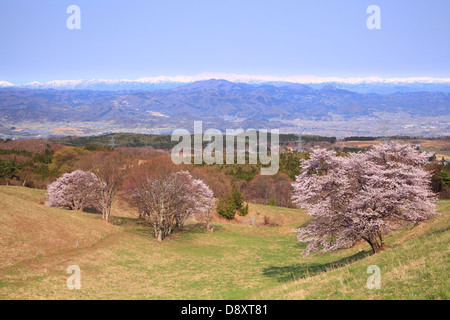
[0,0,449,83]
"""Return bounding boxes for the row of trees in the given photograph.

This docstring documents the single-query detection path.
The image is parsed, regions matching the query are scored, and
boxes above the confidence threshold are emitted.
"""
[46,151,215,241]
[44,141,439,252]
[0,141,300,206]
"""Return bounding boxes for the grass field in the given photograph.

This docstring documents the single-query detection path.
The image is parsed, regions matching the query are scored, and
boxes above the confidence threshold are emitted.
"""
[0,186,448,300]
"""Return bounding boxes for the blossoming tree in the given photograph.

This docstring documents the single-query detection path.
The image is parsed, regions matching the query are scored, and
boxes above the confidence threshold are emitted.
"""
[129,170,215,241]
[46,170,100,212]
[191,178,216,231]
[292,142,437,255]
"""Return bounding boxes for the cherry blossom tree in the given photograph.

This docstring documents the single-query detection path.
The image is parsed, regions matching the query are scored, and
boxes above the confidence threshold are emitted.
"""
[46,170,101,212]
[128,170,215,241]
[191,178,215,231]
[171,171,216,230]
[292,142,437,255]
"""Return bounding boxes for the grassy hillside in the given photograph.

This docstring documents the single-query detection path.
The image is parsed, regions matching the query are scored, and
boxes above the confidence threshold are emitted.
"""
[0,187,115,268]
[0,186,448,299]
[256,201,450,300]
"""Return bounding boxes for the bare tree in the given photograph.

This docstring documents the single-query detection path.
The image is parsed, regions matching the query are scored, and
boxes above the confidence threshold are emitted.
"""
[78,151,126,222]
[242,173,293,208]
[129,172,186,241]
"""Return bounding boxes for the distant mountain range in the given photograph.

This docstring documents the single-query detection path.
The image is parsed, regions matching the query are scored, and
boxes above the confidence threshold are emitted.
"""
[2,75,450,94]
[1,78,449,138]
[1,79,449,121]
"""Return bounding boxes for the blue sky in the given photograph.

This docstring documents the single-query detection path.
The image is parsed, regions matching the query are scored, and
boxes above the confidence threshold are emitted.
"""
[1,0,449,83]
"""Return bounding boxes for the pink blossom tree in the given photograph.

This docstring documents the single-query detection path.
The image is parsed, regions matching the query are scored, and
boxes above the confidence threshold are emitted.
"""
[46,170,101,212]
[191,178,216,231]
[128,170,215,241]
[292,142,437,255]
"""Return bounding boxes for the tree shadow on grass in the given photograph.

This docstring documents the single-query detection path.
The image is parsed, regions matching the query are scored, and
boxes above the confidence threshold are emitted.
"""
[108,216,224,239]
[83,207,102,214]
[110,216,139,227]
[263,250,372,283]
[108,216,153,237]
[172,223,224,238]
[429,225,450,236]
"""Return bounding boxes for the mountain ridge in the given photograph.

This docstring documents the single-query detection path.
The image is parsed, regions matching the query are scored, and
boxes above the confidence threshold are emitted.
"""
[3,75,450,94]
[1,79,449,121]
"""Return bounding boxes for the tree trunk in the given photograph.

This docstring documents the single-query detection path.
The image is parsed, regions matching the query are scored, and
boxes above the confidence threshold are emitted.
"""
[22,171,29,187]
[205,210,213,232]
[101,201,111,222]
[376,242,386,253]
[105,205,111,222]
[155,229,162,242]
[364,235,386,254]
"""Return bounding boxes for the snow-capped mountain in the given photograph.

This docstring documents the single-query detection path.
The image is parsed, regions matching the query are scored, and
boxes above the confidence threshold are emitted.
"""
[2,74,450,93]
[0,81,13,87]
[19,79,186,91]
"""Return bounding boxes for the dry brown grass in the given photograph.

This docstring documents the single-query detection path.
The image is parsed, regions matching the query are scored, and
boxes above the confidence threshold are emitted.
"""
[242,203,307,227]
[0,188,309,299]
[0,186,115,268]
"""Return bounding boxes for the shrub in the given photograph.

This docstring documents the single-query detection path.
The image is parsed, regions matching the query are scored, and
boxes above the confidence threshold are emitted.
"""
[217,187,246,219]
[239,203,249,216]
[216,193,237,220]
[232,187,243,210]
[263,215,283,227]
[268,197,276,206]
[439,171,450,187]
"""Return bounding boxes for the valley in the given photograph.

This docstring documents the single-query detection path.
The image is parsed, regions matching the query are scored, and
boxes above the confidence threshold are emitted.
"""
[1,80,449,139]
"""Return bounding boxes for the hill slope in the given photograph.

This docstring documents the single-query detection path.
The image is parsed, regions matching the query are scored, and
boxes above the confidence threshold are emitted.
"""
[0,187,115,268]
[256,201,450,300]
[0,187,448,299]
